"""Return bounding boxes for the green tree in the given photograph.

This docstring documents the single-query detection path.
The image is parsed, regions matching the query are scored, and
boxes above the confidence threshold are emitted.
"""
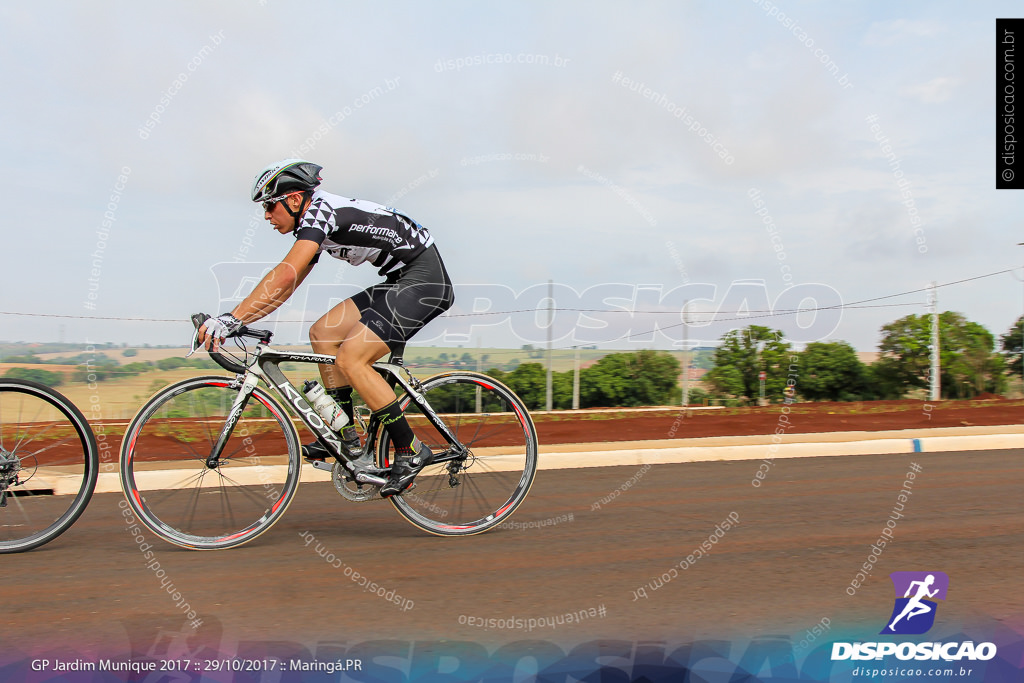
[4,367,63,387]
[797,341,871,401]
[874,312,1006,398]
[945,320,1006,397]
[71,357,120,382]
[484,368,508,384]
[579,350,680,407]
[120,361,155,377]
[3,354,42,364]
[156,357,189,370]
[503,362,548,410]
[1000,315,1023,379]
[122,348,138,357]
[552,370,575,409]
[704,326,793,403]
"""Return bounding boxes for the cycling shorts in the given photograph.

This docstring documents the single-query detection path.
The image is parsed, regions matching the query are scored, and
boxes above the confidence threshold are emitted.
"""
[350,245,454,352]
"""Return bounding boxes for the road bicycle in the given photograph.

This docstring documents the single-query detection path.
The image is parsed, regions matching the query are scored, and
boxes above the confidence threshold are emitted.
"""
[119,315,538,550]
[0,378,99,553]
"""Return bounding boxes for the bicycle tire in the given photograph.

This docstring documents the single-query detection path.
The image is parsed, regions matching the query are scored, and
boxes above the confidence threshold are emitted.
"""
[0,379,99,553]
[120,376,301,550]
[375,372,538,536]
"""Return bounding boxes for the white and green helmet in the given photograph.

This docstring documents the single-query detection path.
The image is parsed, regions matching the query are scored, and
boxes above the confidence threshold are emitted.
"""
[250,159,323,202]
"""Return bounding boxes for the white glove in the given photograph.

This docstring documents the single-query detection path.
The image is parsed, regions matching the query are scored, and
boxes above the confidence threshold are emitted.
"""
[203,313,242,346]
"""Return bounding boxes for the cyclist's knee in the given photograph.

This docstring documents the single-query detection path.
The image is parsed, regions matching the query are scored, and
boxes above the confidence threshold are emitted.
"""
[335,344,370,375]
[309,318,330,344]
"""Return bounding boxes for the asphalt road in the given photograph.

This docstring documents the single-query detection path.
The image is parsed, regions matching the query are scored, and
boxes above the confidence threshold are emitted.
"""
[3,448,1022,666]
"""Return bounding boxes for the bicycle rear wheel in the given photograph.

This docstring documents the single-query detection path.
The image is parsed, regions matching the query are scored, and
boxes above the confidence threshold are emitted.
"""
[376,372,537,536]
[0,379,98,553]
[120,376,301,550]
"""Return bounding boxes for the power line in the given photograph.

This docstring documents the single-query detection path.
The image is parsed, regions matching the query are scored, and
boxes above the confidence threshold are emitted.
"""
[0,267,1015,325]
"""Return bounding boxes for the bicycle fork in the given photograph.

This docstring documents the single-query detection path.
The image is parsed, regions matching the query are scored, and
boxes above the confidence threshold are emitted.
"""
[205,373,260,469]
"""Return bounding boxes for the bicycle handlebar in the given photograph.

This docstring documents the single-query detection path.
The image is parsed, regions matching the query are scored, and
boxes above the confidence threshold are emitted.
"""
[191,313,272,375]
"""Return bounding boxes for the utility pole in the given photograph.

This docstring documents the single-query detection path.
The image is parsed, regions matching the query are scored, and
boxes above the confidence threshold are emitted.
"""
[476,336,482,413]
[1018,244,1024,392]
[572,346,580,409]
[681,300,690,407]
[545,279,553,411]
[929,281,940,402]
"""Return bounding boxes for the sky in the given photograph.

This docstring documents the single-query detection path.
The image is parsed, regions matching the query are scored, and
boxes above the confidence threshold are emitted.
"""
[1,1,1021,353]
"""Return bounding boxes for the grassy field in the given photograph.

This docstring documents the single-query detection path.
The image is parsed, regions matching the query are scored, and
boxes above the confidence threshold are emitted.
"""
[26,344,713,371]
[3,343,715,420]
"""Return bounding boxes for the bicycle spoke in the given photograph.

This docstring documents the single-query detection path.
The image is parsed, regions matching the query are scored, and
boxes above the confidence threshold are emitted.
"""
[176,468,208,534]
[14,435,80,462]
[120,377,299,550]
[0,381,97,553]
[383,373,536,535]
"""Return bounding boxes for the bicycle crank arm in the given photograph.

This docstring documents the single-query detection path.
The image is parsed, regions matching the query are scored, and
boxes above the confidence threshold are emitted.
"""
[354,472,388,487]
[310,460,388,489]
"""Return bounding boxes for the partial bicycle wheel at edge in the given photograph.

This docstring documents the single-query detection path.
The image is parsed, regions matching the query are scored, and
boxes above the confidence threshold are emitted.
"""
[376,372,537,536]
[0,379,99,553]
[120,376,301,550]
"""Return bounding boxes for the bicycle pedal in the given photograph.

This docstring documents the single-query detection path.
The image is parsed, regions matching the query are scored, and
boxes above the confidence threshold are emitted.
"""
[309,460,334,473]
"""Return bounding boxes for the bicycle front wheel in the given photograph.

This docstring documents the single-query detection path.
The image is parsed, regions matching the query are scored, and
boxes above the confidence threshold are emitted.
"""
[120,376,301,550]
[376,372,537,536]
[0,379,98,553]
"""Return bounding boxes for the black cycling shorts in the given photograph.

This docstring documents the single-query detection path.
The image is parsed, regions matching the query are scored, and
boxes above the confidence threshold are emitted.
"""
[350,245,454,352]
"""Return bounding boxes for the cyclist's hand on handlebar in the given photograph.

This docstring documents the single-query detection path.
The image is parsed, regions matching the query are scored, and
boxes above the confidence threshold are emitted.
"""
[197,313,242,351]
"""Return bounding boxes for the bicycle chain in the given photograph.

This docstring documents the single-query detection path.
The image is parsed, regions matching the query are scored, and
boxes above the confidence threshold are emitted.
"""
[333,458,468,503]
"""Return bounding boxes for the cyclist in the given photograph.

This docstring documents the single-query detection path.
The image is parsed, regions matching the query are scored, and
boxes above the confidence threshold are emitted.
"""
[198,159,454,497]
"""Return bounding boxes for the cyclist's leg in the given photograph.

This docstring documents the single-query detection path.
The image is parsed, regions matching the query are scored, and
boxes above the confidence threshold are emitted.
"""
[336,321,432,492]
[335,323,397,411]
[342,277,450,495]
[306,298,370,459]
[309,298,364,388]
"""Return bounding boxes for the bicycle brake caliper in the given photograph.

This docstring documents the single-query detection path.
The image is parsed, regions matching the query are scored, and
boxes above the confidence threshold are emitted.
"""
[403,366,422,393]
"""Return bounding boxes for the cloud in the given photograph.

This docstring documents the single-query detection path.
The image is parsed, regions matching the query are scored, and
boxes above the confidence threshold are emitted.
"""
[902,77,961,104]
[863,19,945,47]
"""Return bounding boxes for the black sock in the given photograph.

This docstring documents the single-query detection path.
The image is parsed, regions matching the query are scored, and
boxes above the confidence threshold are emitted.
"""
[373,399,419,454]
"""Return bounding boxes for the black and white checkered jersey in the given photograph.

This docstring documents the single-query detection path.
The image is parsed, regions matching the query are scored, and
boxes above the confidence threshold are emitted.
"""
[294,190,435,276]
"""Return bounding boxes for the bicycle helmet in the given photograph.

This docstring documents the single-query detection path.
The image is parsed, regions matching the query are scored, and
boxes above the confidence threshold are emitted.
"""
[250,159,323,203]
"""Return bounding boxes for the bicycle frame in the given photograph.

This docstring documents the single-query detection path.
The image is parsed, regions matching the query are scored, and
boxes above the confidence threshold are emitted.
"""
[206,342,465,479]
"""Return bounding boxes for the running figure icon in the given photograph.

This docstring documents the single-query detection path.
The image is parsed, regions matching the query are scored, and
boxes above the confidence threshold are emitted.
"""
[881,571,949,635]
[888,574,938,631]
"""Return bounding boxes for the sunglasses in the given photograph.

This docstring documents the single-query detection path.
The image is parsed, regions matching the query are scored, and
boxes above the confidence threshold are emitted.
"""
[262,192,297,212]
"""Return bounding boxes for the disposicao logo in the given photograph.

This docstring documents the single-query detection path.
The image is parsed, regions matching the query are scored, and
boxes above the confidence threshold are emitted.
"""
[881,571,948,635]
[832,571,997,662]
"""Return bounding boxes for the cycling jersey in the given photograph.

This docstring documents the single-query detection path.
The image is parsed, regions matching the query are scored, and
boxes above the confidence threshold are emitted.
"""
[294,190,435,276]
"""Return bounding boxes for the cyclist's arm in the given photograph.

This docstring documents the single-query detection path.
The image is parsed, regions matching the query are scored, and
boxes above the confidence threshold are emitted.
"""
[230,239,319,323]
